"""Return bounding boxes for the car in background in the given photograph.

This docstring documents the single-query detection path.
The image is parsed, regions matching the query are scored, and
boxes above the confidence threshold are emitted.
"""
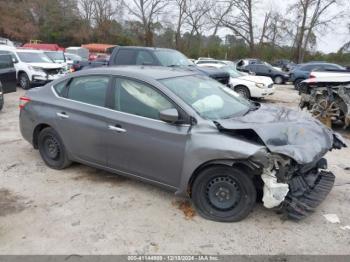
[239,63,290,84]
[197,63,274,99]
[0,53,17,110]
[272,59,296,72]
[0,37,15,47]
[65,47,89,60]
[19,66,346,222]
[0,46,65,89]
[290,62,347,89]
[44,51,69,71]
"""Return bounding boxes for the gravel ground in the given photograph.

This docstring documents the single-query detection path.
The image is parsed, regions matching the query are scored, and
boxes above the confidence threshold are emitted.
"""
[0,85,350,255]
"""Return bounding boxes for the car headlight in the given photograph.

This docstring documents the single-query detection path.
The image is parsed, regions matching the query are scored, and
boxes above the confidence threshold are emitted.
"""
[29,66,46,74]
[255,83,265,88]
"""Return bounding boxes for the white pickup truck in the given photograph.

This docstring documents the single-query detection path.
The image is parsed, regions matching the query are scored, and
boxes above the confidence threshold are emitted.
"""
[0,45,65,89]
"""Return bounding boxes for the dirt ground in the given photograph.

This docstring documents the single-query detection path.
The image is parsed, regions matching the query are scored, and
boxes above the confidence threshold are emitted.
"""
[0,85,350,255]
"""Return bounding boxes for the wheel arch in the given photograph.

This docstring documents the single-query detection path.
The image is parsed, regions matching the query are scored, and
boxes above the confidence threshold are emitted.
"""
[33,123,52,149]
[233,85,251,97]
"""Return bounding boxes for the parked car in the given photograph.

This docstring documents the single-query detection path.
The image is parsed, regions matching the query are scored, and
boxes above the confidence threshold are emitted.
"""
[197,63,274,99]
[272,59,296,72]
[0,46,65,89]
[0,37,15,47]
[239,63,290,84]
[44,51,69,71]
[74,46,230,86]
[20,66,346,222]
[65,47,89,60]
[0,53,16,110]
[290,62,347,89]
[195,59,227,65]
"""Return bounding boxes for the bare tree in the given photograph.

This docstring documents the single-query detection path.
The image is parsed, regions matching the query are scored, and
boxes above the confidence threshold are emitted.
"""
[79,0,95,23]
[291,0,340,62]
[183,0,211,39]
[216,0,256,54]
[173,0,188,49]
[123,0,169,46]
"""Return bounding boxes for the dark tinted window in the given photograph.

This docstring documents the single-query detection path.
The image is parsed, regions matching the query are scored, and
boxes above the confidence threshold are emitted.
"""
[0,54,14,69]
[67,76,110,106]
[114,49,137,65]
[301,64,322,71]
[136,51,155,65]
[53,79,69,96]
[114,78,174,120]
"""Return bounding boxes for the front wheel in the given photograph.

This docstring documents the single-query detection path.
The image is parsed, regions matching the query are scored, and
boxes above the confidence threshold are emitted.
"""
[274,76,284,84]
[38,127,72,170]
[294,79,304,90]
[234,86,251,99]
[19,72,31,90]
[191,166,257,222]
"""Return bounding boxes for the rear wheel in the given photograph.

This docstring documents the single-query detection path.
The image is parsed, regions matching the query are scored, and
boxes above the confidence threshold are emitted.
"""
[274,76,284,84]
[19,72,31,90]
[234,85,251,99]
[191,166,257,222]
[38,127,71,170]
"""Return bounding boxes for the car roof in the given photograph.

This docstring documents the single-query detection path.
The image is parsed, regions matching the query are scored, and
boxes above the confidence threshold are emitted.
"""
[116,46,178,52]
[73,66,199,80]
[16,49,46,53]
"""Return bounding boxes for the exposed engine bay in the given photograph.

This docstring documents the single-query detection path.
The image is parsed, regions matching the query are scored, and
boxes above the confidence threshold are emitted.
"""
[299,82,350,129]
[214,104,347,219]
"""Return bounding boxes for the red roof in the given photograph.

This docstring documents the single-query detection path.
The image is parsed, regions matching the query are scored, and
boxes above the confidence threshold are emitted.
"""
[22,43,65,51]
[82,43,116,53]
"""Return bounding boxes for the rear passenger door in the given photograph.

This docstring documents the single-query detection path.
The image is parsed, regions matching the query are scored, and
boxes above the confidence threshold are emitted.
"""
[0,53,17,94]
[54,75,112,165]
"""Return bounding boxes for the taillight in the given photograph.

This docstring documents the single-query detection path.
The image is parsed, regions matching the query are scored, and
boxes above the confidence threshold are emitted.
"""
[19,96,31,109]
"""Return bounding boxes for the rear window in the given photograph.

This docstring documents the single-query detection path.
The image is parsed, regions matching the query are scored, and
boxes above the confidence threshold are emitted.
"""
[53,79,69,96]
[0,54,14,69]
[67,76,110,107]
[114,49,137,65]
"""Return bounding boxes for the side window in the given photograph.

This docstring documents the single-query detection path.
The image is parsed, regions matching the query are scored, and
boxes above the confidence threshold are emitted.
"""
[114,49,137,65]
[114,78,174,120]
[53,79,69,96]
[67,75,110,107]
[136,51,155,65]
[0,54,13,69]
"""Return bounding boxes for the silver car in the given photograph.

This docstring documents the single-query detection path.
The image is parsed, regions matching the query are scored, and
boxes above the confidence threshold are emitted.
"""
[19,66,346,222]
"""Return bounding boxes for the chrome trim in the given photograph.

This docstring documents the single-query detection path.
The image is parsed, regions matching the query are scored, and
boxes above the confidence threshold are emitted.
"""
[108,125,127,133]
[51,85,191,127]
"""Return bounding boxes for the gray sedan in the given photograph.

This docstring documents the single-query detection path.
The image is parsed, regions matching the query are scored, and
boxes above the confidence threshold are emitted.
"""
[19,66,346,222]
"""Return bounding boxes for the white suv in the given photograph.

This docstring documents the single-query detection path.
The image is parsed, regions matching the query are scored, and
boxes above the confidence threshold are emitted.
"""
[0,45,65,89]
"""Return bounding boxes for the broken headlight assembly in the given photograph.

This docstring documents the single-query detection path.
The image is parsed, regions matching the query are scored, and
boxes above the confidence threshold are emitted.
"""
[250,150,335,220]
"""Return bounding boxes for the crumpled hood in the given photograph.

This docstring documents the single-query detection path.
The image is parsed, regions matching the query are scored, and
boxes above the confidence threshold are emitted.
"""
[238,75,273,85]
[28,62,63,69]
[215,105,347,164]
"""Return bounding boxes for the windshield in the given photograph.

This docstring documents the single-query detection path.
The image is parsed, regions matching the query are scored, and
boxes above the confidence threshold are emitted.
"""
[44,51,65,62]
[161,75,251,120]
[17,52,53,63]
[65,53,83,61]
[154,50,192,67]
[221,65,245,78]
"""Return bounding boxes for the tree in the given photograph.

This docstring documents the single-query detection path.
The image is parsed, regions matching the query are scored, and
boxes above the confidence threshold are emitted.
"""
[123,0,169,46]
[173,0,188,49]
[291,0,340,63]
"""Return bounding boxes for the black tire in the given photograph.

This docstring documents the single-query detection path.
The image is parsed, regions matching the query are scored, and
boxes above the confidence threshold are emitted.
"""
[19,72,31,90]
[234,85,251,99]
[0,84,4,111]
[191,166,257,222]
[38,127,71,170]
[294,79,304,90]
[274,75,284,84]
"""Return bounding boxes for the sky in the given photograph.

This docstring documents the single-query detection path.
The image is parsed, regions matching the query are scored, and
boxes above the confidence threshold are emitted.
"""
[216,0,350,53]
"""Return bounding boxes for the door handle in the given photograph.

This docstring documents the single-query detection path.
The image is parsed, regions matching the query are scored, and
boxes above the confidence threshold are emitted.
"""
[56,112,69,119]
[108,125,126,133]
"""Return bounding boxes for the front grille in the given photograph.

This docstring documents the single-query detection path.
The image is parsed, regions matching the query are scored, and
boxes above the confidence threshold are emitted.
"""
[44,68,61,75]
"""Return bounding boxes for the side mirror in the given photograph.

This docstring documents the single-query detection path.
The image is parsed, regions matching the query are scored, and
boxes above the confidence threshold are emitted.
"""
[160,108,179,123]
[12,58,18,64]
